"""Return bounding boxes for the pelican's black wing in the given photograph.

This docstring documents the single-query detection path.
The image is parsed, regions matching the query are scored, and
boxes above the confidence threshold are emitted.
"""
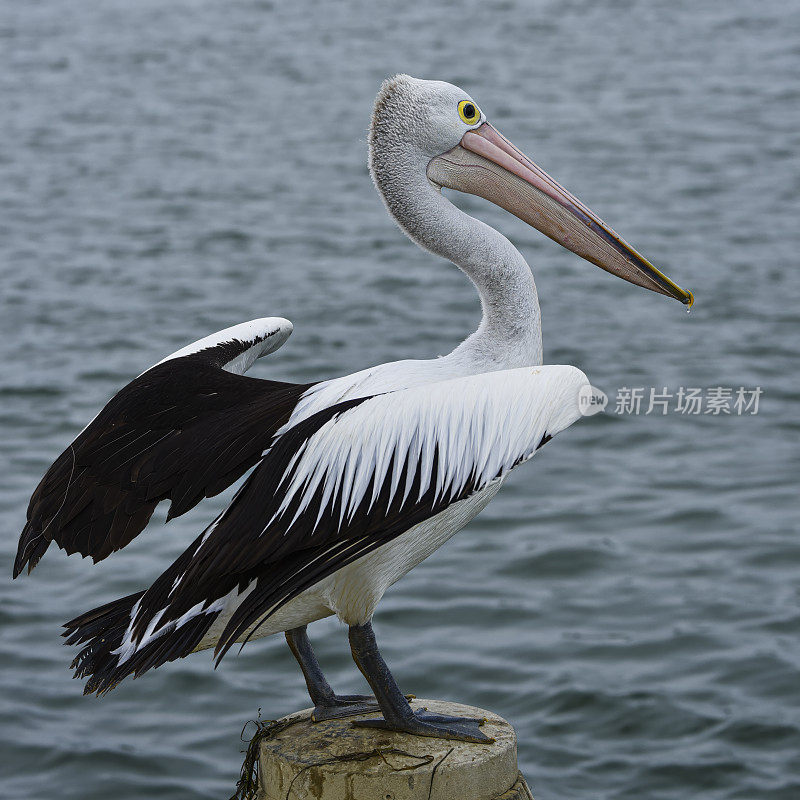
[14,318,309,576]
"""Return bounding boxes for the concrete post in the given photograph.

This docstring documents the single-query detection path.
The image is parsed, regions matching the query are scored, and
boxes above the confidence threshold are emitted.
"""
[250,698,533,800]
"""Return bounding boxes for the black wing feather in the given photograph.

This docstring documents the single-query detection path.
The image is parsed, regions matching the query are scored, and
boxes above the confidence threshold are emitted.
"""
[14,349,312,577]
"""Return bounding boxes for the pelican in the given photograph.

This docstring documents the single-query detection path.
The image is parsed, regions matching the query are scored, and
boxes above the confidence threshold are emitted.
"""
[14,75,692,743]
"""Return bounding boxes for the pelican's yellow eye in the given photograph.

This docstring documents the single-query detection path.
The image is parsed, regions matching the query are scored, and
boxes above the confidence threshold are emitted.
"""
[458,100,480,125]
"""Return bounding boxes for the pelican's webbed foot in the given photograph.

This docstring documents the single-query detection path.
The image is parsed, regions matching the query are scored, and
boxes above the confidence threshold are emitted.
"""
[312,693,379,722]
[353,709,491,743]
[348,620,494,744]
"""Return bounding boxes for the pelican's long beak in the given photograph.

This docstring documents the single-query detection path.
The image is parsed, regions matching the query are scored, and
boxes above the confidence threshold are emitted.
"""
[427,122,693,306]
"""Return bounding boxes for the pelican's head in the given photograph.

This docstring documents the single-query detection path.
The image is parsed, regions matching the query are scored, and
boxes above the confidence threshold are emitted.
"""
[369,74,693,306]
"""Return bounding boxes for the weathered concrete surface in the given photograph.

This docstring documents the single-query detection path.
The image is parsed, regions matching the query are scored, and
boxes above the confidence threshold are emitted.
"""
[258,698,533,800]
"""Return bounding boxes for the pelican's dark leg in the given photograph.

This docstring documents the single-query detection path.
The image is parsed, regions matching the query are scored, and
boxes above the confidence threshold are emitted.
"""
[348,620,493,743]
[285,626,379,721]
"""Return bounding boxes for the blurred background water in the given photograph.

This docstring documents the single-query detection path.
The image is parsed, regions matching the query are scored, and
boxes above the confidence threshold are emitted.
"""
[1,1,798,798]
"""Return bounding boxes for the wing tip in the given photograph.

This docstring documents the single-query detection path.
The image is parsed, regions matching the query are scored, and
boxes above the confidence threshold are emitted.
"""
[13,526,48,579]
[153,317,294,370]
[249,316,293,358]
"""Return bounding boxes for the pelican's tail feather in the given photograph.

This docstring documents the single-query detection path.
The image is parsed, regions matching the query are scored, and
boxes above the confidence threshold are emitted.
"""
[63,591,216,696]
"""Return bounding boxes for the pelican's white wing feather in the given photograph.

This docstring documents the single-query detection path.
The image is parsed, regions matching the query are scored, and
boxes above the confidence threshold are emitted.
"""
[268,364,589,539]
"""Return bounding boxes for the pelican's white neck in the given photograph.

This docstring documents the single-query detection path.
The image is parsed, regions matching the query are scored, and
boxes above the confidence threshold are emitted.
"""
[370,149,543,370]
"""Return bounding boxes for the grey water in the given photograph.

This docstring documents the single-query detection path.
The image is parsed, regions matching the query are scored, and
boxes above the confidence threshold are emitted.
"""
[1,1,798,798]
